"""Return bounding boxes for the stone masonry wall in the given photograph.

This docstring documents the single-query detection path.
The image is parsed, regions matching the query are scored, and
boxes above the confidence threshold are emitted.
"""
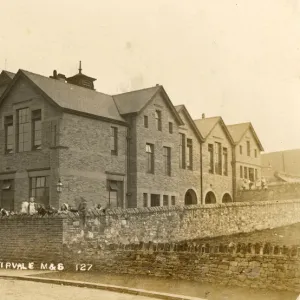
[63,241,300,292]
[236,183,300,202]
[63,199,300,245]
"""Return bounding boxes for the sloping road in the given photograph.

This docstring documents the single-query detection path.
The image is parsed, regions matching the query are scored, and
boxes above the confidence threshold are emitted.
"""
[1,278,162,300]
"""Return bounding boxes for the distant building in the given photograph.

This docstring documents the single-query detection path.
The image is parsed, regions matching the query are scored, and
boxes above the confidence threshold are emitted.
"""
[227,122,264,196]
[262,149,300,182]
[194,115,234,204]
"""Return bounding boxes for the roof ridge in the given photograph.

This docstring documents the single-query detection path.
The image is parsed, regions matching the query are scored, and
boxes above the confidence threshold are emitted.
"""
[194,116,221,122]
[20,69,111,97]
[227,122,251,127]
[113,85,160,97]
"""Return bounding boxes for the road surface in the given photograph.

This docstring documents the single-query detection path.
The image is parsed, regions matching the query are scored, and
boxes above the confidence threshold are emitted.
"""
[0,278,162,300]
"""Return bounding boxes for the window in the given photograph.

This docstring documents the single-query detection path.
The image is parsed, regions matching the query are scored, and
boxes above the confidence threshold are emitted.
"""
[171,196,175,206]
[110,127,118,155]
[249,168,254,182]
[254,149,257,158]
[32,109,42,150]
[208,144,214,174]
[163,146,171,176]
[247,141,250,156]
[155,110,162,131]
[30,176,49,207]
[143,193,148,207]
[163,195,169,206]
[107,180,123,208]
[17,108,30,152]
[215,142,222,175]
[169,122,173,134]
[150,194,160,207]
[186,139,193,170]
[1,179,14,211]
[239,145,243,155]
[255,169,258,180]
[223,147,228,176]
[144,116,148,128]
[179,133,186,169]
[4,115,13,154]
[146,143,154,173]
[240,166,243,178]
[244,167,248,179]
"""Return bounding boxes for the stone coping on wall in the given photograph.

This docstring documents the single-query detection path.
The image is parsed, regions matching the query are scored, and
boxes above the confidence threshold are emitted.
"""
[1,198,300,219]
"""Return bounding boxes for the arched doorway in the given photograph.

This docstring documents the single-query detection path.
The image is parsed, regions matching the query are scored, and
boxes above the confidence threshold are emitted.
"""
[184,189,197,205]
[222,193,232,203]
[205,191,216,204]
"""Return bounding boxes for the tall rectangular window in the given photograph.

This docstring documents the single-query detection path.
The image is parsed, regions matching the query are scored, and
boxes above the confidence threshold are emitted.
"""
[255,169,258,180]
[30,176,49,207]
[107,180,123,208]
[32,109,42,150]
[249,168,254,182]
[144,115,148,128]
[51,120,59,147]
[4,115,13,154]
[169,122,173,134]
[208,144,214,174]
[155,110,162,131]
[186,139,193,170]
[110,126,118,155]
[171,196,176,206]
[163,146,171,176]
[240,165,243,178]
[1,179,14,211]
[223,147,228,176]
[254,149,257,158]
[146,143,154,173]
[215,142,222,175]
[179,133,186,169]
[247,141,250,156]
[143,193,148,207]
[163,195,169,206]
[239,145,243,155]
[244,167,248,179]
[150,194,160,207]
[17,108,30,152]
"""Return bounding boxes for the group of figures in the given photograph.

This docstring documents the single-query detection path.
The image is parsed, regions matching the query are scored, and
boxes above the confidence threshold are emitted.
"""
[240,177,268,191]
[0,197,106,217]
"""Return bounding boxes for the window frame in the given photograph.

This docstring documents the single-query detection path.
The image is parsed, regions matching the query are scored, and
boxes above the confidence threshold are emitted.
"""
[186,138,193,170]
[179,133,186,169]
[32,109,42,150]
[155,110,162,131]
[17,108,31,153]
[146,143,154,174]
[163,146,171,176]
[110,126,118,155]
[4,115,13,154]
[208,144,214,174]
[144,115,148,128]
[168,122,173,134]
[223,147,228,176]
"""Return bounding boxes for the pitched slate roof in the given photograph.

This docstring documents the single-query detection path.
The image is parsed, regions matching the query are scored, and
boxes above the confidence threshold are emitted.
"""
[3,71,15,79]
[0,70,126,123]
[113,85,184,125]
[194,116,234,144]
[175,105,204,141]
[194,116,221,139]
[227,122,264,151]
[113,86,161,115]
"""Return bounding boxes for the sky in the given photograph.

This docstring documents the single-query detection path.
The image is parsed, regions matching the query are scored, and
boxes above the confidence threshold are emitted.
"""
[1,0,300,152]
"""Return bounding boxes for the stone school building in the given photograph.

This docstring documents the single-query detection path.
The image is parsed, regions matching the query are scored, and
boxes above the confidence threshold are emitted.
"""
[0,67,264,211]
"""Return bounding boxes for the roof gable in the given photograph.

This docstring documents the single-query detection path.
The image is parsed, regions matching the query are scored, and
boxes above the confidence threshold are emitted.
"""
[175,105,204,142]
[227,122,264,151]
[194,116,234,145]
[0,70,126,124]
[114,85,184,125]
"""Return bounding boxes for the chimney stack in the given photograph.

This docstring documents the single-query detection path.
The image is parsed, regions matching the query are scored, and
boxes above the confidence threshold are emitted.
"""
[202,113,205,119]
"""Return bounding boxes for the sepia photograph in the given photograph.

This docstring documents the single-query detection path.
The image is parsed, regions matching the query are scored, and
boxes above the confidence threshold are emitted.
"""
[1,0,300,299]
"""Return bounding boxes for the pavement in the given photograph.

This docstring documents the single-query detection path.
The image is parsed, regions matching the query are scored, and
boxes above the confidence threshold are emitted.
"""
[0,270,206,300]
